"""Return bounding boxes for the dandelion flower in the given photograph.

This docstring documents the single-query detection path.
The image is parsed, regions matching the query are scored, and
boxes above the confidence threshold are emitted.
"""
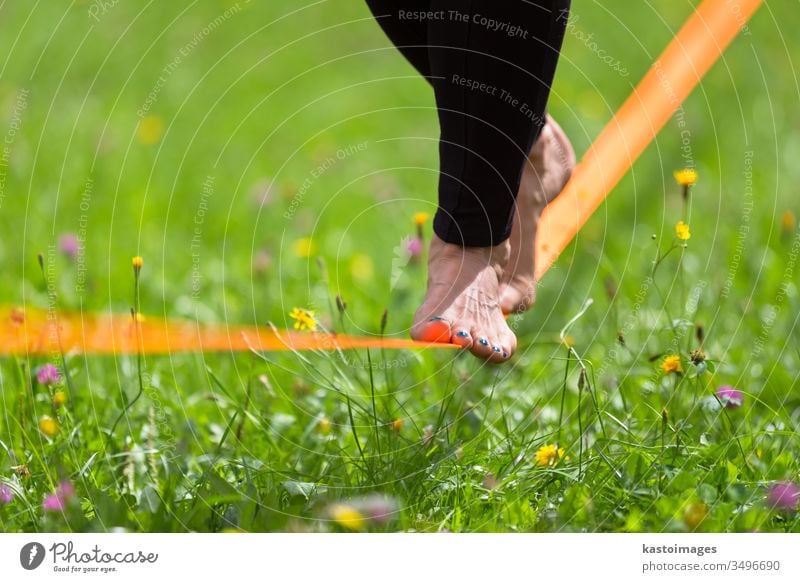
[36,364,61,386]
[782,210,796,234]
[716,385,743,409]
[132,255,143,273]
[767,481,800,511]
[534,443,566,467]
[136,115,164,145]
[661,355,683,375]
[674,168,698,187]
[413,212,430,226]
[289,307,317,332]
[391,418,404,432]
[53,390,68,408]
[292,238,315,258]
[39,415,60,437]
[328,503,367,531]
[0,484,13,505]
[350,253,374,282]
[683,502,709,530]
[317,417,332,435]
[675,220,691,241]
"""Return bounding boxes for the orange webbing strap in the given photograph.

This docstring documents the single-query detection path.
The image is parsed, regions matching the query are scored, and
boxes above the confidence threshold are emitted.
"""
[535,0,763,279]
[1,307,456,355]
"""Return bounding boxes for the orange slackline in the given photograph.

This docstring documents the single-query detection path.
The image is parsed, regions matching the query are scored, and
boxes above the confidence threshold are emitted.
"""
[2,0,762,356]
[535,0,762,279]
[0,307,453,355]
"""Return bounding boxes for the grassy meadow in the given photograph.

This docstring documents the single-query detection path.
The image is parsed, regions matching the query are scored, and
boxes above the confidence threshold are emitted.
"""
[1,0,799,532]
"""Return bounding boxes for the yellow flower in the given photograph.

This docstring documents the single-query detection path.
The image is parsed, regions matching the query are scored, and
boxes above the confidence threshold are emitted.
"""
[675,220,691,241]
[292,238,315,258]
[137,115,164,145]
[53,391,68,408]
[39,415,60,437]
[782,210,796,234]
[329,503,366,531]
[683,502,709,530]
[317,417,332,435]
[391,418,404,432]
[661,355,683,375]
[534,444,566,467]
[673,168,698,187]
[132,256,143,272]
[289,307,317,331]
[349,253,374,282]
[413,212,430,226]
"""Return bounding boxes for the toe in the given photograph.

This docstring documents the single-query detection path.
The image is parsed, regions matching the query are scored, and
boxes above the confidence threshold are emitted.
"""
[485,334,513,364]
[412,317,452,344]
[493,327,517,363]
[499,278,536,315]
[469,331,496,360]
[482,315,517,364]
[487,342,506,364]
[450,326,473,349]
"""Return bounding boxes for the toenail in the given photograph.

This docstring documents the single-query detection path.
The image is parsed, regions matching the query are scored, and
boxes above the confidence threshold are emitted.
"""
[492,346,501,353]
[478,338,489,346]
[456,331,469,338]
[502,351,508,358]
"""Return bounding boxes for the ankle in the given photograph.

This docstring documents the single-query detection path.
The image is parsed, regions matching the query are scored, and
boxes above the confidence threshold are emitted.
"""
[430,235,509,265]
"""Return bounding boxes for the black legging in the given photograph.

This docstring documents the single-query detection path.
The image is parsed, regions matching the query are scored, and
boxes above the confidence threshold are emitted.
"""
[365,1,570,246]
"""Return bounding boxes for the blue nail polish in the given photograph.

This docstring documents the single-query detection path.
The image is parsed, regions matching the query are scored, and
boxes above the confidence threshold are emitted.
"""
[429,316,446,322]
[492,346,501,353]
[456,331,469,338]
[502,351,508,359]
[478,338,489,346]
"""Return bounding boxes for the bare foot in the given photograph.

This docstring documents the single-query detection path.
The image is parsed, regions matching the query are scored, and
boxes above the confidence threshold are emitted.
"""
[411,235,516,363]
[500,116,576,314]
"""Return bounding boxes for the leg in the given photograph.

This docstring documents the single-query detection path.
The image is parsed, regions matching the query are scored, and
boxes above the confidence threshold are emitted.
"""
[429,0,571,246]
[364,0,433,79]
[411,1,572,362]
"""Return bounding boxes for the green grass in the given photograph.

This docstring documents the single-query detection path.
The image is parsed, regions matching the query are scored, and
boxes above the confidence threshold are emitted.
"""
[1,0,799,532]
